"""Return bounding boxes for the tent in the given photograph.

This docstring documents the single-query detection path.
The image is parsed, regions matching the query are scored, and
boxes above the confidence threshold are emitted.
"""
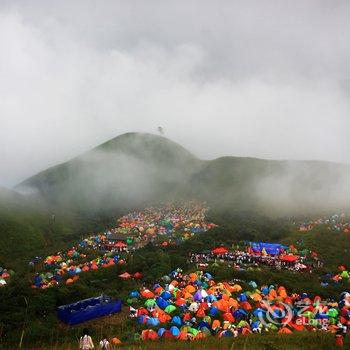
[119,272,131,279]
[280,255,299,263]
[212,247,228,255]
[115,241,127,249]
[57,295,122,325]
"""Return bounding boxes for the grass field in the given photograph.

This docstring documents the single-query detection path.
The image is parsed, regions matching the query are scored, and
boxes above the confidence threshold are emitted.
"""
[20,332,348,350]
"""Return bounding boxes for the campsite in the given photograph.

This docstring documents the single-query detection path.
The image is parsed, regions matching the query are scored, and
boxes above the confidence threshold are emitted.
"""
[2,2,350,348]
[1,200,350,349]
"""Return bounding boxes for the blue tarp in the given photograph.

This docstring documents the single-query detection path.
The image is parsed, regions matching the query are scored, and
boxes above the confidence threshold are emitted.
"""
[57,295,122,325]
[249,242,288,255]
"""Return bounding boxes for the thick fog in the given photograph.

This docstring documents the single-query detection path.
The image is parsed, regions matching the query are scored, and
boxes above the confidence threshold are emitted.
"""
[1,0,350,187]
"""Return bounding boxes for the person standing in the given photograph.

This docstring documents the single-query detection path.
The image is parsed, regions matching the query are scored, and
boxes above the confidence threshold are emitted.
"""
[79,329,94,350]
[99,335,110,349]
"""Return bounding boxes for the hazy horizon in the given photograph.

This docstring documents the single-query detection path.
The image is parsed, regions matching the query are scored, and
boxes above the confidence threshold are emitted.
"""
[1,1,350,187]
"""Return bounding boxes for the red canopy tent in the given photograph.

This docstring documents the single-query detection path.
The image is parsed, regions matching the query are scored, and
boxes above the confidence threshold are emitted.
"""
[212,247,229,255]
[280,255,299,263]
[115,241,127,248]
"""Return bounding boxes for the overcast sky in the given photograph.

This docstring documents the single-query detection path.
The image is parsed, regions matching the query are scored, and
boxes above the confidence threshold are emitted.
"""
[1,0,350,187]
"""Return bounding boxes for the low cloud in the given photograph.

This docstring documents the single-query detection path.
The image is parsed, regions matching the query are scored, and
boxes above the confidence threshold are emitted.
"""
[1,1,350,188]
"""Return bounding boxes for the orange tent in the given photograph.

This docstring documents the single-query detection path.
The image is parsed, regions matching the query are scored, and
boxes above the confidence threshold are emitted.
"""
[111,337,122,344]
[185,285,196,293]
[178,331,188,340]
[241,301,252,311]
[141,289,155,298]
[223,312,235,322]
[196,309,206,318]
[228,298,239,308]
[189,273,197,282]
[176,298,186,306]
[242,328,252,335]
[290,322,305,331]
[212,320,221,330]
[142,329,158,340]
[278,327,293,334]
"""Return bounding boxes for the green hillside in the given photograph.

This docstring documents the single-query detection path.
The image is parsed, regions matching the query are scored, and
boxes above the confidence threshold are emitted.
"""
[0,188,75,268]
[17,132,350,216]
[17,133,203,213]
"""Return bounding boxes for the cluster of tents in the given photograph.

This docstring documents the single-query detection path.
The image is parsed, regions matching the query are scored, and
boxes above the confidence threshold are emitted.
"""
[0,266,13,287]
[191,242,320,273]
[128,270,350,341]
[32,252,125,289]
[115,201,217,244]
[321,265,350,287]
[119,271,142,280]
[297,213,350,233]
[211,245,302,264]
[30,202,215,290]
[79,232,134,252]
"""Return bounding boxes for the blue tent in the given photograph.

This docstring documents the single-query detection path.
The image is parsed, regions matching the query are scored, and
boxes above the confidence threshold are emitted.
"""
[147,317,160,326]
[156,297,169,309]
[158,328,166,337]
[170,326,180,337]
[161,291,172,300]
[253,308,265,318]
[130,291,140,299]
[233,309,248,319]
[209,307,219,316]
[172,316,182,326]
[57,295,122,325]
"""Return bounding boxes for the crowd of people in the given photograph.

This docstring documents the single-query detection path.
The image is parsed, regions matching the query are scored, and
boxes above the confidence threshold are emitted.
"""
[127,269,350,343]
[189,244,322,273]
[297,213,350,233]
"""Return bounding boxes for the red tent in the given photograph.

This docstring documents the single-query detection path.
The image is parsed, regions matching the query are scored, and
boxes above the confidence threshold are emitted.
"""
[338,265,346,271]
[212,247,229,254]
[134,272,142,279]
[115,241,127,248]
[119,272,131,279]
[280,255,299,262]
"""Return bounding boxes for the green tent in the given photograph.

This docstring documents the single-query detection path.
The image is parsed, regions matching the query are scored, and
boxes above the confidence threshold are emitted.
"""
[340,271,350,279]
[188,328,199,336]
[165,305,177,313]
[145,299,156,307]
[238,320,249,328]
[327,308,339,318]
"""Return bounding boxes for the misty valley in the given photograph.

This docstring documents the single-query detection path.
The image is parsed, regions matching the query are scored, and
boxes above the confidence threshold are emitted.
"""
[1,133,350,349]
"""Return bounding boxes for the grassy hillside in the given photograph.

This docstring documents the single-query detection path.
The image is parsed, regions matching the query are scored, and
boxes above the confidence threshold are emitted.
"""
[16,132,350,217]
[0,188,74,269]
[189,157,350,214]
[24,333,348,350]
[1,209,350,349]
[17,133,203,213]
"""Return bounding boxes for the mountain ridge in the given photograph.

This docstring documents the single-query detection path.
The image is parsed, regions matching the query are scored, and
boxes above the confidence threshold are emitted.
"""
[14,132,350,216]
